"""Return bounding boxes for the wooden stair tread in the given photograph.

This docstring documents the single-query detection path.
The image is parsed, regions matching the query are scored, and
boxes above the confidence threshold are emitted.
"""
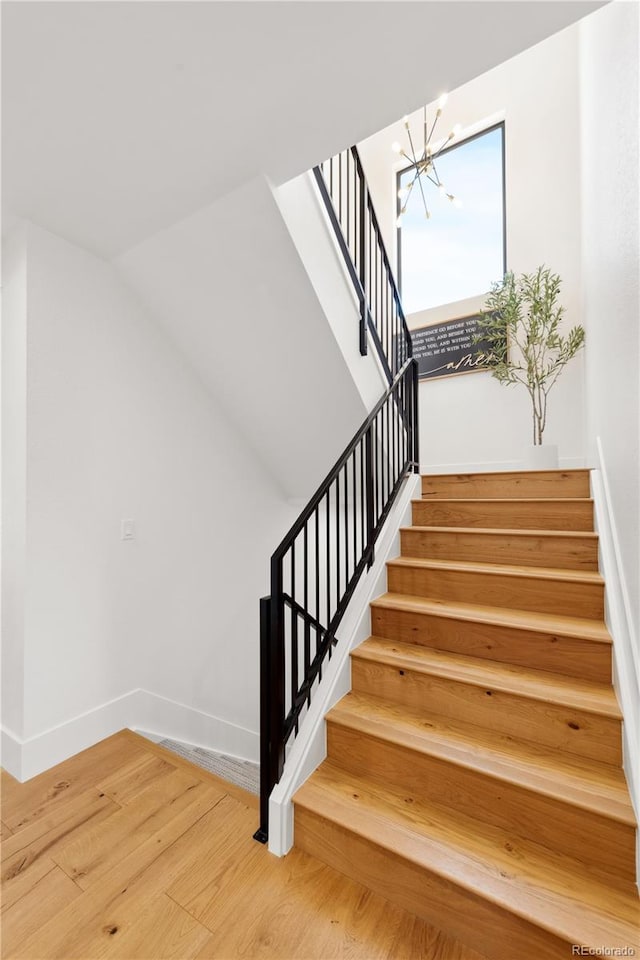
[328,693,635,824]
[294,762,640,947]
[402,524,599,541]
[353,637,621,718]
[294,467,637,959]
[388,554,604,584]
[414,497,594,504]
[421,469,590,479]
[371,593,612,643]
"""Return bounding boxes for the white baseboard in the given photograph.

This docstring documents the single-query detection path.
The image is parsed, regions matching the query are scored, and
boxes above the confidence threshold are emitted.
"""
[135,729,165,744]
[421,456,585,474]
[135,690,259,763]
[1,726,24,780]
[0,689,259,782]
[267,472,421,856]
[1,690,141,781]
[591,439,640,886]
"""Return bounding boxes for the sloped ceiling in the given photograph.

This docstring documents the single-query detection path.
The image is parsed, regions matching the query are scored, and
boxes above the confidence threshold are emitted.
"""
[2,1,603,258]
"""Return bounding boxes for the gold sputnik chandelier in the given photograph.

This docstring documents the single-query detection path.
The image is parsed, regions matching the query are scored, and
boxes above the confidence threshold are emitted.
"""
[393,94,462,225]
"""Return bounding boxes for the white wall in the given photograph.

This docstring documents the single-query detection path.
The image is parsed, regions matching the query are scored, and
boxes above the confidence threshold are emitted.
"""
[1,224,28,741]
[358,25,586,472]
[2,1,604,259]
[117,176,368,503]
[274,171,389,413]
[581,0,639,655]
[579,0,639,816]
[2,221,296,777]
[1,170,411,780]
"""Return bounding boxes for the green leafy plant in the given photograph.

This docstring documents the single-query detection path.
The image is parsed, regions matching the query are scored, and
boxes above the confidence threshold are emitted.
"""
[476,267,585,445]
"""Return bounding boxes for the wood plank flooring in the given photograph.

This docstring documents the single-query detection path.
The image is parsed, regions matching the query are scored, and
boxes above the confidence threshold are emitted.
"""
[1,730,488,960]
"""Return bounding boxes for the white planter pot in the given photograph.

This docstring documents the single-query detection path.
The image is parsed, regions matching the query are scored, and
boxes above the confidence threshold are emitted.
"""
[523,444,559,470]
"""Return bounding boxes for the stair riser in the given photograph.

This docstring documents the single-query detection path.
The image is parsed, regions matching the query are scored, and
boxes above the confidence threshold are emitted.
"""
[327,722,636,882]
[370,604,612,683]
[412,500,594,531]
[387,564,604,620]
[350,658,622,766]
[422,470,591,500]
[295,805,575,960]
[400,528,599,571]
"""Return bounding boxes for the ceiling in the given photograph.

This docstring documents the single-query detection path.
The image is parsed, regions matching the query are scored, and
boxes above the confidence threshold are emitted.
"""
[2,1,604,258]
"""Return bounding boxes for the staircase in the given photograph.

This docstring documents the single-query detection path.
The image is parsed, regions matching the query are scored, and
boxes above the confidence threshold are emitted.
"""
[294,468,639,960]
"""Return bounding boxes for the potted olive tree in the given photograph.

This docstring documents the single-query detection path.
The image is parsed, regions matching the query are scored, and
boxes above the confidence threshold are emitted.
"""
[475,267,585,469]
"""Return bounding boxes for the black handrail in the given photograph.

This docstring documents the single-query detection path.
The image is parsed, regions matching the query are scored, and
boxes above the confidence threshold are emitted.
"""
[313,146,412,381]
[254,358,419,842]
[254,143,418,843]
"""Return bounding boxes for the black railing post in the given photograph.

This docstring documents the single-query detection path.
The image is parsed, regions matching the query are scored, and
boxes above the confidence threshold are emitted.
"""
[365,425,375,568]
[412,358,420,474]
[270,558,286,789]
[254,595,272,843]
[254,562,286,845]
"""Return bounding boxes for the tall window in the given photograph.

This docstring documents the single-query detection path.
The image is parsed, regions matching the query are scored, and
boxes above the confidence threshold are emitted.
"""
[397,123,506,314]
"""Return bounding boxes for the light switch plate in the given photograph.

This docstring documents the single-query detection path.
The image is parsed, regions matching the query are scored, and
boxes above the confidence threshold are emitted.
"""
[121,519,135,541]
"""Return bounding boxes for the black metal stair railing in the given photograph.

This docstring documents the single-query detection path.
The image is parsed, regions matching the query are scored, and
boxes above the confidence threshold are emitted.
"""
[254,145,418,843]
[314,145,410,383]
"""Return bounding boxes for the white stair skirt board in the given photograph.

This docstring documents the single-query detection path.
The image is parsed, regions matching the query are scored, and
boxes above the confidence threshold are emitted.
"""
[591,440,640,887]
[267,472,421,857]
[0,689,259,783]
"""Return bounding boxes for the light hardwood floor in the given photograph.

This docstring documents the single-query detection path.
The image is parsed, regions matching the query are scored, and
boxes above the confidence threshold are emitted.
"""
[0,730,489,960]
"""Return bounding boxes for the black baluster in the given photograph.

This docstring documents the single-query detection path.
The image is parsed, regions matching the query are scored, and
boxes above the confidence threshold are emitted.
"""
[360,437,365,564]
[303,521,310,705]
[345,463,350,583]
[325,489,331,632]
[352,452,357,575]
[359,164,367,355]
[315,506,320,661]
[336,473,341,605]
[413,358,420,473]
[291,541,297,731]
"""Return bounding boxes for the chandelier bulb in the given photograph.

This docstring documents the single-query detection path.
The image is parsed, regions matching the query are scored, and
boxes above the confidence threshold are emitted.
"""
[396,214,403,228]
[453,197,463,209]
[437,93,448,110]
[452,124,462,137]
[391,141,402,154]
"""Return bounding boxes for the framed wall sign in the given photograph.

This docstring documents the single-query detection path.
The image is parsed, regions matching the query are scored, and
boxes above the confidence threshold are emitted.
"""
[409,314,494,381]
